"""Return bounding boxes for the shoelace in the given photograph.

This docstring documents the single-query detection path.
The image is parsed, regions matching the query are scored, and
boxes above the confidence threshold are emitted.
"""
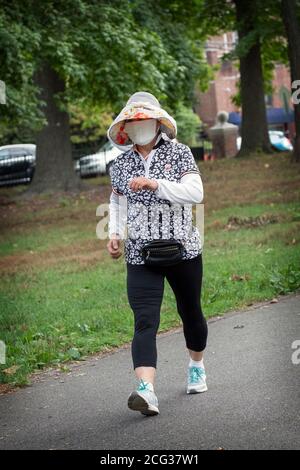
[137,378,150,391]
[189,366,205,384]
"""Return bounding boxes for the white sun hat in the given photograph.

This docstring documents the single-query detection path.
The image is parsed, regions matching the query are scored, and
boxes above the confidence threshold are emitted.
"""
[107,91,177,148]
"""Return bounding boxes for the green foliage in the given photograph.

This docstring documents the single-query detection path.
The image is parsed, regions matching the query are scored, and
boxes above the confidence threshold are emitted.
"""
[174,104,202,146]
[69,103,114,144]
[0,0,210,142]
[131,0,212,103]
[268,263,300,295]
[0,6,45,141]
[197,0,236,35]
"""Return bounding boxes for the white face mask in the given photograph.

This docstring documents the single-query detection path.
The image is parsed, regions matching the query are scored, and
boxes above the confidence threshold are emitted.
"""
[124,119,158,146]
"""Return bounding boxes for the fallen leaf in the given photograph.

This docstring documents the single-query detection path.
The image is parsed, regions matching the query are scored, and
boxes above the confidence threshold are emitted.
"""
[3,365,20,375]
[231,274,250,281]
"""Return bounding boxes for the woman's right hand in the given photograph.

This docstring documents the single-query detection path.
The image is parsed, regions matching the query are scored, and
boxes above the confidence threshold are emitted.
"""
[107,234,122,259]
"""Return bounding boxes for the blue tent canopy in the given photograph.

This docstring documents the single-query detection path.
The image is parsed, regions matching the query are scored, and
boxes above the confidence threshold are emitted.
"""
[228,107,294,126]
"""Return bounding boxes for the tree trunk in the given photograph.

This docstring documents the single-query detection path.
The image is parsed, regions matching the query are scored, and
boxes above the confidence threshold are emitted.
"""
[281,0,300,162]
[234,0,272,156]
[28,62,82,193]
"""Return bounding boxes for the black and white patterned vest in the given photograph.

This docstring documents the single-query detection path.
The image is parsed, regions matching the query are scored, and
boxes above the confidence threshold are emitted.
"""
[110,136,202,265]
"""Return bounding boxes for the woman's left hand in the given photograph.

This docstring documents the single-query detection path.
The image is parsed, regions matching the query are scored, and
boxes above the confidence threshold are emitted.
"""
[129,176,158,192]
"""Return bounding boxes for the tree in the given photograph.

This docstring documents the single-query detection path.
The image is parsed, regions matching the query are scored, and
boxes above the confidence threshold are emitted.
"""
[0,0,208,193]
[131,0,213,107]
[32,63,79,192]
[281,0,300,162]
[199,0,274,155]
[233,0,272,155]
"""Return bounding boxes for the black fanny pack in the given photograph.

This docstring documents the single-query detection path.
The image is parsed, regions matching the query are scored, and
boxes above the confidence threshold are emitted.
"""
[141,239,185,267]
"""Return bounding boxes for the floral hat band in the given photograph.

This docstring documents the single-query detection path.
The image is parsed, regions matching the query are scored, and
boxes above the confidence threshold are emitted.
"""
[107,92,177,148]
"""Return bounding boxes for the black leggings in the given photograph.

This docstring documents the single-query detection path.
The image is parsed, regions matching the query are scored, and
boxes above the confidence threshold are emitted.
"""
[126,253,208,369]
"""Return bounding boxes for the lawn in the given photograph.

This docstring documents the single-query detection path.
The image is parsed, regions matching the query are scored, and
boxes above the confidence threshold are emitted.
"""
[1,151,300,387]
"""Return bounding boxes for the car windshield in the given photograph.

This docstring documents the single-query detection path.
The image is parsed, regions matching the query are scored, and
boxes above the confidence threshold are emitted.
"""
[269,131,284,137]
[0,150,9,160]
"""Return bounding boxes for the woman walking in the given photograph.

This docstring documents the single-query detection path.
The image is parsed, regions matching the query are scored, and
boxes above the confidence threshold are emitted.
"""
[107,91,208,416]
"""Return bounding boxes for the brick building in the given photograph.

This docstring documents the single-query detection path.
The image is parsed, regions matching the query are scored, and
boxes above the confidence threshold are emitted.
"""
[194,33,295,137]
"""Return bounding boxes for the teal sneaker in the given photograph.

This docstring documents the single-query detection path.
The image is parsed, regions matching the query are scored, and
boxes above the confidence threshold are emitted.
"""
[128,379,159,416]
[187,366,208,394]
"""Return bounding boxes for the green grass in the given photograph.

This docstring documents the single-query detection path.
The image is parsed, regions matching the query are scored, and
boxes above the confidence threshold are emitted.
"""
[1,204,299,386]
[0,222,97,257]
[1,153,300,386]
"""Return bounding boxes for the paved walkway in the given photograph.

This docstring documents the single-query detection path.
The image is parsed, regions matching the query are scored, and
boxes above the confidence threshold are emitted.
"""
[0,293,299,450]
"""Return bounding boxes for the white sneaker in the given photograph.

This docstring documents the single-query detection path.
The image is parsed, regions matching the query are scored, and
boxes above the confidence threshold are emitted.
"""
[187,366,208,394]
[128,379,159,416]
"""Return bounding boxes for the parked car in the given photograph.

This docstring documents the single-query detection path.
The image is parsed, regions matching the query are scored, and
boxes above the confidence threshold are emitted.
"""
[0,144,36,186]
[237,130,293,152]
[268,130,293,151]
[76,140,126,178]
